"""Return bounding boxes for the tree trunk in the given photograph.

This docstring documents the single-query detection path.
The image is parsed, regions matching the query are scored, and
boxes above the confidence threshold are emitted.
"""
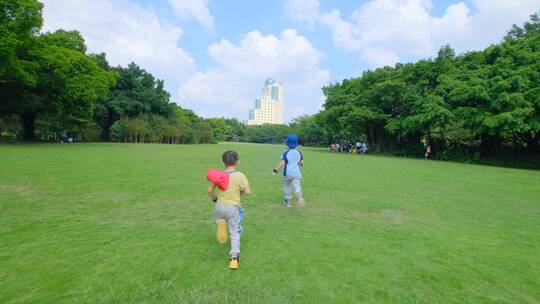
[21,112,37,140]
[100,124,111,141]
[527,133,540,152]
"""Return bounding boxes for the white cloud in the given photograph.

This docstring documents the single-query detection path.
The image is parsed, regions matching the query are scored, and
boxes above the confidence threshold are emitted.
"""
[319,0,446,65]
[284,0,320,28]
[168,0,214,30]
[362,47,400,68]
[444,0,540,51]
[292,0,539,68]
[319,9,362,51]
[42,0,197,97]
[178,29,330,121]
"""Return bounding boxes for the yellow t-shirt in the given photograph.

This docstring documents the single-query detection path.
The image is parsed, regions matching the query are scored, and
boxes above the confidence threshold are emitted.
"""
[217,171,249,205]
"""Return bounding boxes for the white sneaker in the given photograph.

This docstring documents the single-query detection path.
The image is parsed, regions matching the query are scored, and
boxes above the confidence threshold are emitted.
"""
[297,197,305,208]
[284,199,292,208]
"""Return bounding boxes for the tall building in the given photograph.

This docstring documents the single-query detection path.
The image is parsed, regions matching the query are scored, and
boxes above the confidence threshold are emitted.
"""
[247,79,284,125]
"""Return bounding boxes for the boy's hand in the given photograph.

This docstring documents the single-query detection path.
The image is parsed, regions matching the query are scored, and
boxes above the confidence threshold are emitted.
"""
[241,185,251,195]
[272,161,284,176]
[208,184,217,202]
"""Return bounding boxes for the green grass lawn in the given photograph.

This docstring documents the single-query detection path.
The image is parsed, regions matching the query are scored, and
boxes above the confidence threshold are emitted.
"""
[1,143,539,303]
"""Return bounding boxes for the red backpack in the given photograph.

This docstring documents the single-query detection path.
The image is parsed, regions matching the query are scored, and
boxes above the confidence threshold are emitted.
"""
[206,168,230,191]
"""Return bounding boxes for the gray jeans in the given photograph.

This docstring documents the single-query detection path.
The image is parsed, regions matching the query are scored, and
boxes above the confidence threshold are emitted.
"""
[215,203,244,257]
[283,176,302,200]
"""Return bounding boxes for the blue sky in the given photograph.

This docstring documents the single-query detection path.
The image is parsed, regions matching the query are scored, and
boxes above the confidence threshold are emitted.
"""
[138,0,464,81]
[42,0,538,121]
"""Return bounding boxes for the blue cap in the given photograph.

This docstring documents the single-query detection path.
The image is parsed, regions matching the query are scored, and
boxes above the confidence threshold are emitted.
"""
[285,133,299,149]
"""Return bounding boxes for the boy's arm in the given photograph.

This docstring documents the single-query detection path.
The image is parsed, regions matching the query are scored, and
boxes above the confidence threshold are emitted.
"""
[207,184,218,202]
[300,159,304,166]
[272,160,285,176]
[240,175,251,195]
[241,185,251,195]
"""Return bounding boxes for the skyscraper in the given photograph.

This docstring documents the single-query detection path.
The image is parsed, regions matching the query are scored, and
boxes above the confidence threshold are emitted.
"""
[247,79,284,125]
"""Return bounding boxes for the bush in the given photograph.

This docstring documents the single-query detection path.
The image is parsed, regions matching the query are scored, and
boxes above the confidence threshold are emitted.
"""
[80,123,102,141]
[0,115,22,140]
[109,115,213,144]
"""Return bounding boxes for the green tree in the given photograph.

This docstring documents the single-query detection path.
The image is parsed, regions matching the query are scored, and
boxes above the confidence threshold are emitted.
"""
[0,1,116,139]
[206,117,229,141]
[6,34,115,138]
[94,61,173,140]
[318,12,540,162]
[290,114,328,146]
[0,0,43,85]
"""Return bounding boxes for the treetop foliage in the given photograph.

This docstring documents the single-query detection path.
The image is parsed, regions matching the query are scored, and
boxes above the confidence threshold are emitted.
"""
[311,13,540,162]
[0,0,213,144]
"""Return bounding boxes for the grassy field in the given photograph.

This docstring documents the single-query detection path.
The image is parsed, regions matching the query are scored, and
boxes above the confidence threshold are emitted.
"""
[1,143,539,303]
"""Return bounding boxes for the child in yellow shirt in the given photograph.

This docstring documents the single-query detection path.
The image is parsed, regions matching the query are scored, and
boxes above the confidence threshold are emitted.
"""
[207,150,251,270]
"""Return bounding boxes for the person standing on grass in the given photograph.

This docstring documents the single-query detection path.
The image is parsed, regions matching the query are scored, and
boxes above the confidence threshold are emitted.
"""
[207,150,251,270]
[361,142,368,154]
[272,134,305,208]
[424,144,431,160]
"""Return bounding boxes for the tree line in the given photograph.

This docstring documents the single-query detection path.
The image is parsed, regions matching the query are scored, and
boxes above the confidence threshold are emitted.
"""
[207,14,540,168]
[0,0,213,144]
[315,14,540,164]
[2,1,539,167]
[205,116,326,146]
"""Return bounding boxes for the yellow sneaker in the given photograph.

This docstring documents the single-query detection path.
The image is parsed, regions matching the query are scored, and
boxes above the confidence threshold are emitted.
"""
[229,257,239,270]
[216,219,228,244]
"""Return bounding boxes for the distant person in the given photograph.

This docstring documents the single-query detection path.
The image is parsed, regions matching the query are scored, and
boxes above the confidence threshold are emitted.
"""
[207,150,251,270]
[272,134,305,208]
[424,145,431,160]
[58,133,69,143]
[361,142,368,154]
[355,141,362,155]
[335,143,340,153]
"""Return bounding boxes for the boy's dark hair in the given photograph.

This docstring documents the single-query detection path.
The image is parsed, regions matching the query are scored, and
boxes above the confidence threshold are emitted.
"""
[222,150,239,166]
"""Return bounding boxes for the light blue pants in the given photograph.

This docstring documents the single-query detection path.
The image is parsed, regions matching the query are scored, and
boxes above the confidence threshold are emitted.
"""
[283,176,302,200]
[215,203,243,257]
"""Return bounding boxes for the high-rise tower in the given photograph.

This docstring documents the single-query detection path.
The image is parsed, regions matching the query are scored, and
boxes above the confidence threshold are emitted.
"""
[247,79,284,125]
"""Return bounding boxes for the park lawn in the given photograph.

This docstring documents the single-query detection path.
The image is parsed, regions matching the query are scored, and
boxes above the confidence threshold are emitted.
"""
[0,143,539,304]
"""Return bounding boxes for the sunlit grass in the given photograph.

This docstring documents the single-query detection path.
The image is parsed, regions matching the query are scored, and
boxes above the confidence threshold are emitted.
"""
[1,142,539,303]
